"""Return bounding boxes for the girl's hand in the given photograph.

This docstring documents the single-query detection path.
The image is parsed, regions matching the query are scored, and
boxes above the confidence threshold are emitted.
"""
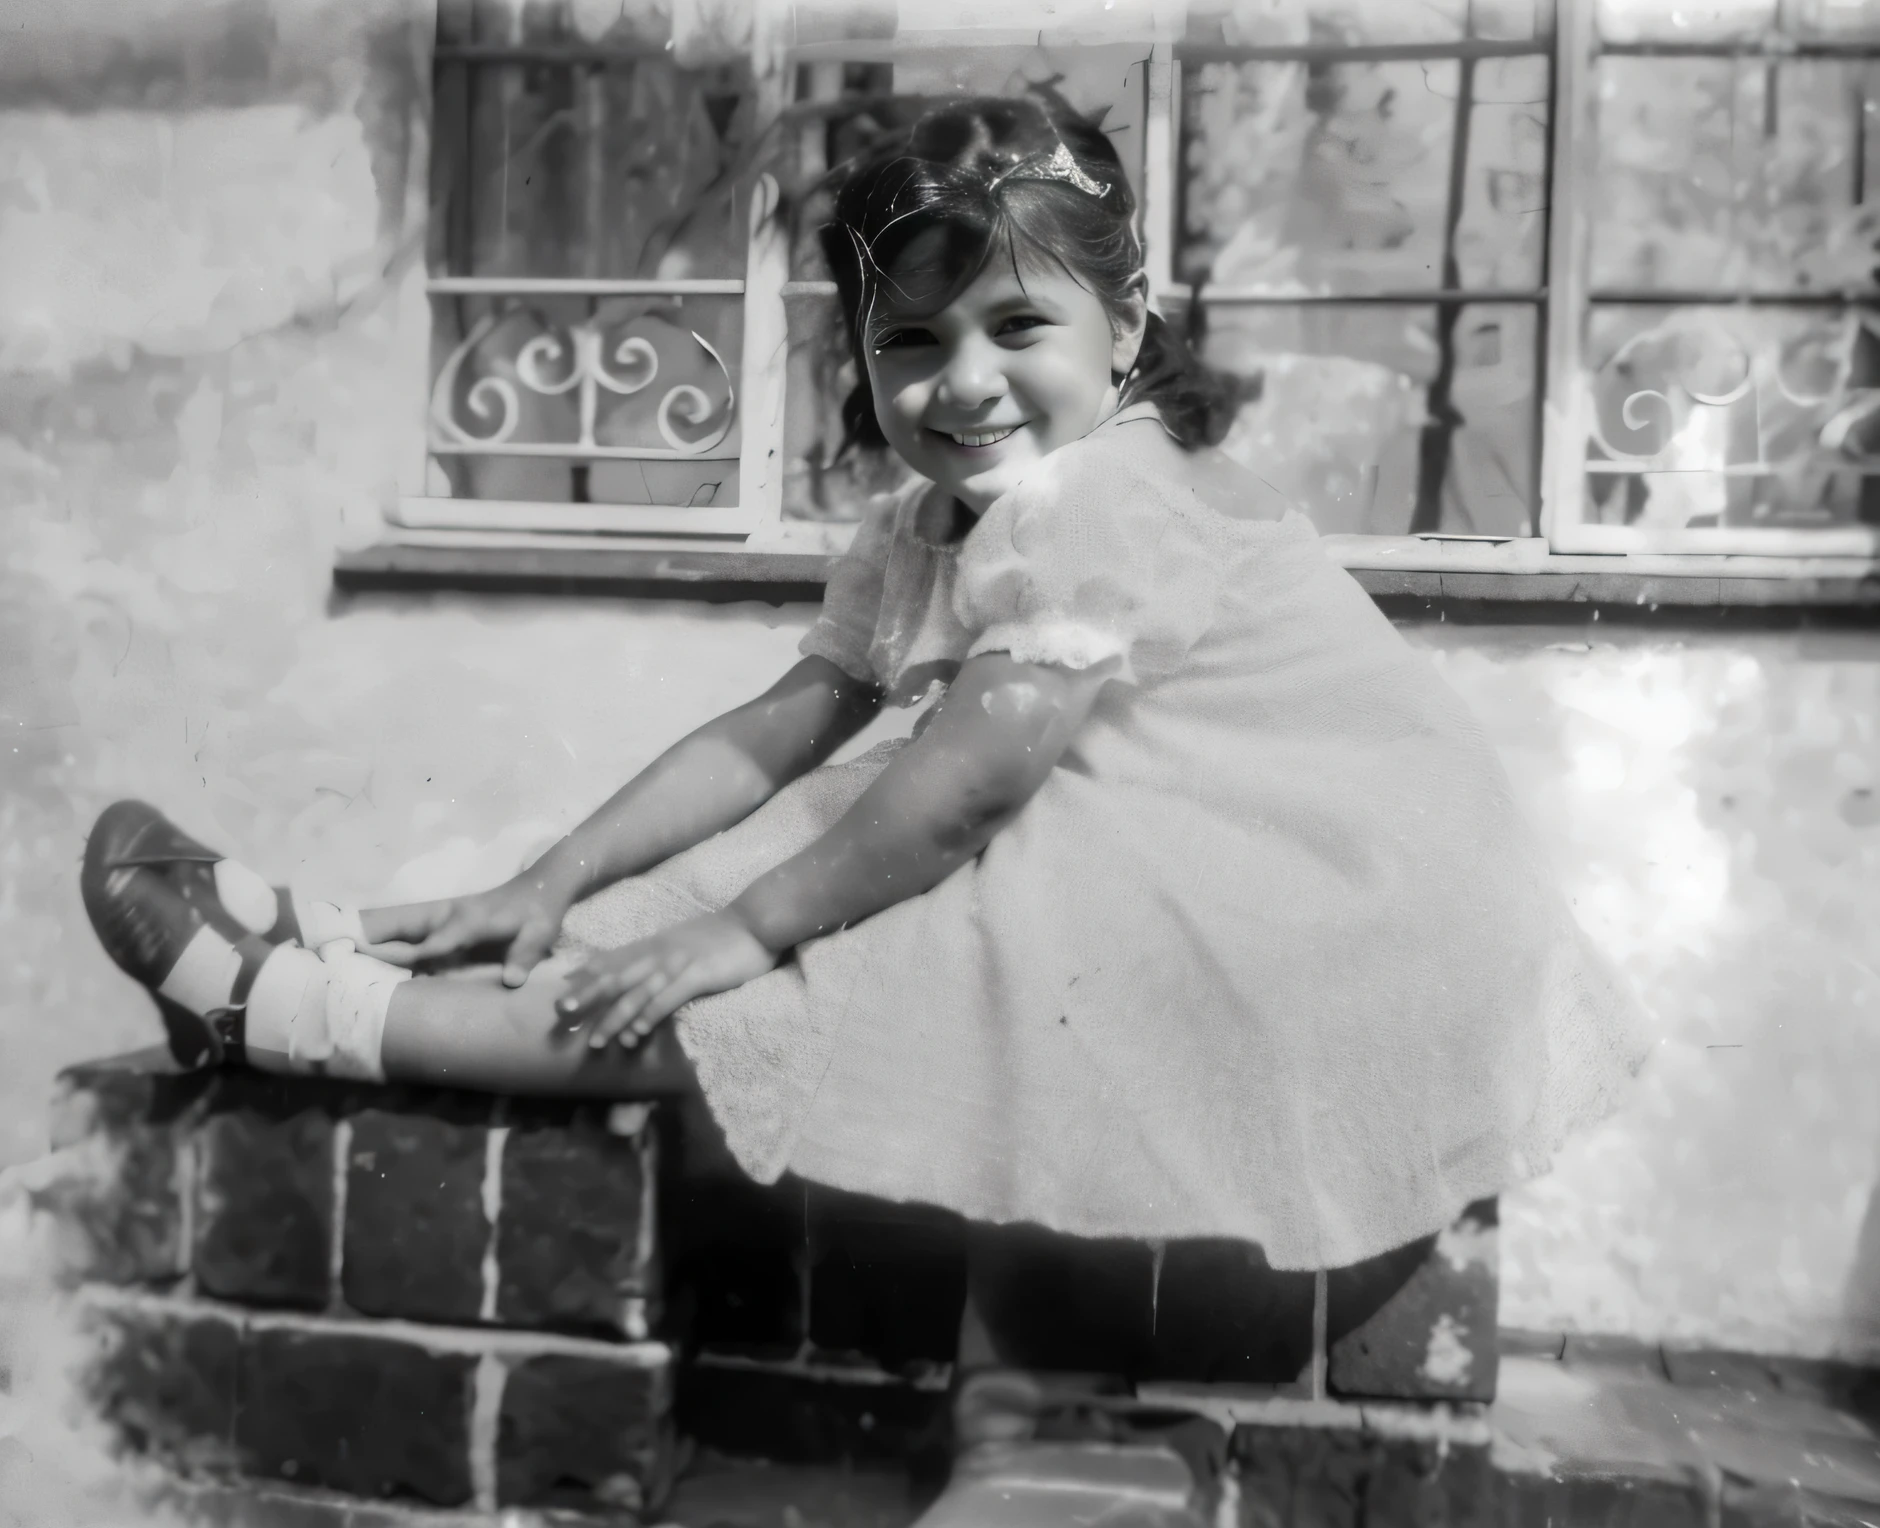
[557,911,779,1050]
[364,874,576,987]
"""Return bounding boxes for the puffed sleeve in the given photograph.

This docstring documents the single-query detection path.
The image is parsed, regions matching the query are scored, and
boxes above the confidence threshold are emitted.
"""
[796,487,904,685]
[953,432,1226,687]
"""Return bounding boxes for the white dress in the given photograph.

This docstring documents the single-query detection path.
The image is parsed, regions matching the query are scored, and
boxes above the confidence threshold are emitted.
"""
[560,407,1647,1270]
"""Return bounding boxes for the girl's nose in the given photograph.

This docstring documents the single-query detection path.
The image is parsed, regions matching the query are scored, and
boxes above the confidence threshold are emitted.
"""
[936,337,1007,410]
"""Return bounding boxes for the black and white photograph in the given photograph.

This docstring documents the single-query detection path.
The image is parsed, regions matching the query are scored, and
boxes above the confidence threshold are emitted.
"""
[4,1,1880,1523]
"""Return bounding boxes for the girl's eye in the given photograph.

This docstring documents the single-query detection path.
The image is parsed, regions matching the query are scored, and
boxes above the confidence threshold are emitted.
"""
[996,315,1047,338]
[873,328,933,350]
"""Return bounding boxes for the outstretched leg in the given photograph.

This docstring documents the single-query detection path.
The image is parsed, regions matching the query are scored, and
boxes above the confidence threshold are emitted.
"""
[81,801,694,1101]
[374,959,695,1098]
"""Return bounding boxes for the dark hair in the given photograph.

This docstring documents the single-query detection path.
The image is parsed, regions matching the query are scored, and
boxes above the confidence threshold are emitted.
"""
[818,93,1245,455]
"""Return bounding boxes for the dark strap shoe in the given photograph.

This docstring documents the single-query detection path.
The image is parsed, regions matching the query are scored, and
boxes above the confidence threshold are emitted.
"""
[82,802,277,1068]
[84,800,296,943]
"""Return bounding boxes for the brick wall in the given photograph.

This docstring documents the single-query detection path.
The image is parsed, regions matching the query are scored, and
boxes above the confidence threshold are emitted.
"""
[42,1051,669,1516]
[38,1048,1501,1521]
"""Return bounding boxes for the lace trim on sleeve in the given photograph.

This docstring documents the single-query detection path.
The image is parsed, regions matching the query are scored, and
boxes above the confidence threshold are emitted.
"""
[966,620,1135,685]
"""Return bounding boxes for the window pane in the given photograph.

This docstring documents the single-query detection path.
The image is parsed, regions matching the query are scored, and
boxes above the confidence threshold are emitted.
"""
[1180,55,1548,295]
[1183,0,1467,47]
[448,57,751,279]
[1442,302,1539,535]
[1601,2,1880,46]
[460,60,582,277]
[1200,304,1438,533]
[588,61,753,280]
[1471,0,1555,41]
[1595,0,1777,45]
[1582,304,1880,530]
[428,294,742,506]
[1454,55,1550,290]
[1199,301,1537,535]
[1592,58,1878,294]
[1789,0,1880,42]
[1180,59,1460,292]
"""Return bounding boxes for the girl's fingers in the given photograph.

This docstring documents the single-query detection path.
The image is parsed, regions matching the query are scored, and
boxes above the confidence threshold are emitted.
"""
[502,918,558,989]
[558,951,660,1023]
[619,968,702,1045]
[594,971,672,1050]
[588,1002,634,1050]
[557,970,617,1023]
[589,987,649,1049]
[623,1008,665,1047]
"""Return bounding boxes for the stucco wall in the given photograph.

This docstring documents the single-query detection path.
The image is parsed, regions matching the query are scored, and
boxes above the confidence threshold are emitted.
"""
[4,0,1879,1368]
[1413,623,1880,1359]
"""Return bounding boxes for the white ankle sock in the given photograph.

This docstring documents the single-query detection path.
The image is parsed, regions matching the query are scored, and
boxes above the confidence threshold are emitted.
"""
[290,890,367,951]
[211,858,282,935]
[157,925,247,1016]
[244,942,407,1082]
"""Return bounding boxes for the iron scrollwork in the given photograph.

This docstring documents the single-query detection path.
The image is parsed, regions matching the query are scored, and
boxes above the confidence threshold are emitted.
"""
[1584,306,1880,526]
[1587,309,1880,472]
[429,303,736,458]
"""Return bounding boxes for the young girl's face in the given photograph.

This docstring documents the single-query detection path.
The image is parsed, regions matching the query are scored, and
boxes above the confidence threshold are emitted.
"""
[864,228,1145,514]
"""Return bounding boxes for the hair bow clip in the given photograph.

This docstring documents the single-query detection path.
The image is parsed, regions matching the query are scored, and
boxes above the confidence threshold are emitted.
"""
[990,142,1112,200]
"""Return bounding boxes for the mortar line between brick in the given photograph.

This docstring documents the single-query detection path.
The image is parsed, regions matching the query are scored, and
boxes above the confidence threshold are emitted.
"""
[329,1117,351,1306]
[1311,1269,1328,1401]
[480,1124,508,1324]
[469,1352,504,1511]
[635,1116,658,1335]
[76,1284,673,1363]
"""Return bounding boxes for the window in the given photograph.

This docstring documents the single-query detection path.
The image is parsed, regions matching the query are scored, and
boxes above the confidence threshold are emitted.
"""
[405,4,786,548]
[1169,4,1553,541]
[351,1,1880,597]
[1550,0,1880,555]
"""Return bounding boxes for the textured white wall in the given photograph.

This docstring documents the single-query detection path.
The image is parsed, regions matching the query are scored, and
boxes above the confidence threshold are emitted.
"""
[1414,627,1880,1360]
[3,1,1879,1377]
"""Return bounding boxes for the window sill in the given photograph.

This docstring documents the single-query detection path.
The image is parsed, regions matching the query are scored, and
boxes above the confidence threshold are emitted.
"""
[334,529,1880,619]
[333,536,841,603]
[1324,536,1880,619]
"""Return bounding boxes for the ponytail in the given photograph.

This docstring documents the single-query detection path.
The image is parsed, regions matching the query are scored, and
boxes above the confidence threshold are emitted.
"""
[1122,309,1257,451]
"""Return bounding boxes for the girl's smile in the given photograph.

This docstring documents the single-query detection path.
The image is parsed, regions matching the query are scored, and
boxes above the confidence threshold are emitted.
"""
[933,426,1022,449]
[865,228,1145,516]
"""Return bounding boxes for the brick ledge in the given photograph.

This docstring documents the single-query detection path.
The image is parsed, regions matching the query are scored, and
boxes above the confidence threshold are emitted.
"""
[78,1284,671,1364]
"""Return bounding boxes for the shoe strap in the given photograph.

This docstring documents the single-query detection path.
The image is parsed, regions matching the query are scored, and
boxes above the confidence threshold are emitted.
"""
[107,847,220,867]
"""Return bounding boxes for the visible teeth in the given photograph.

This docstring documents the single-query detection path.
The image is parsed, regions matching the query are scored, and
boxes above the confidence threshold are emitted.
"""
[948,428,1017,447]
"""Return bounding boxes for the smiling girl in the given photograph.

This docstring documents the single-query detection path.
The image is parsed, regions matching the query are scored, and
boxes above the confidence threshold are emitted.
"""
[83,96,1643,1287]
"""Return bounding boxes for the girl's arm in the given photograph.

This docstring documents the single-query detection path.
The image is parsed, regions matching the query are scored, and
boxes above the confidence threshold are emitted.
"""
[364,656,883,982]
[559,651,1113,1043]
[728,653,1109,950]
[537,655,885,901]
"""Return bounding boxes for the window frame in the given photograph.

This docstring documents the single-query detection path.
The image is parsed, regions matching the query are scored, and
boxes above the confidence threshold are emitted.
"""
[1147,26,1554,561]
[335,1,1880,607]
[391,19,795,551]
[1541,0,1880,560]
